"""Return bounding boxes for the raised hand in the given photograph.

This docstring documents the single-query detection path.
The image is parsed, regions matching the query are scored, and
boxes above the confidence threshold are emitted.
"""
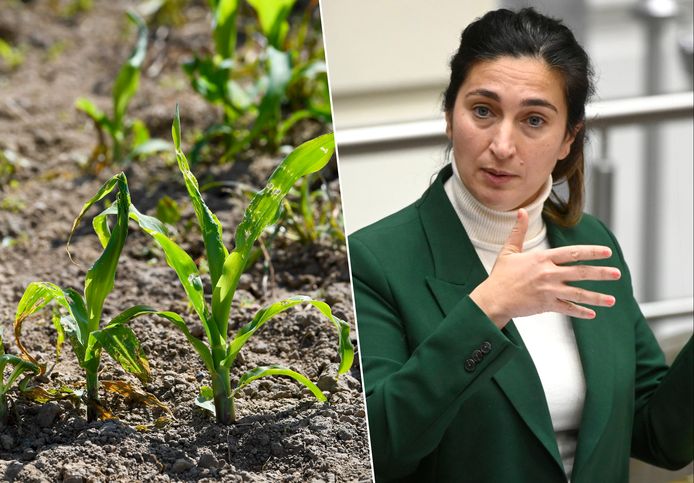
[469,209,622,329]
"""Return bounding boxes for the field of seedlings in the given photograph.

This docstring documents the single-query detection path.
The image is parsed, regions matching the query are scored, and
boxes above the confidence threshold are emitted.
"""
[0,1,370,481]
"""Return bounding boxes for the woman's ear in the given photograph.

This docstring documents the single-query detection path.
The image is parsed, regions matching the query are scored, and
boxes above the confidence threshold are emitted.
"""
[445,112,452,140]
[559,122,582,159]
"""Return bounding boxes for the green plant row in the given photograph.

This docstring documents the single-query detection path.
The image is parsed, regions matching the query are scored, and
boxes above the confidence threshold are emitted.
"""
[6,108,353,425]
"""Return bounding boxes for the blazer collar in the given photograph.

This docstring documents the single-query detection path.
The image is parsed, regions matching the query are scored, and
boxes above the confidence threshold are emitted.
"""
[419,165,614,479]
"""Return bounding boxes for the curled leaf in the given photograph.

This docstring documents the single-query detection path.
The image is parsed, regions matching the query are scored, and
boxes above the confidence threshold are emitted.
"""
[234,364,326,402]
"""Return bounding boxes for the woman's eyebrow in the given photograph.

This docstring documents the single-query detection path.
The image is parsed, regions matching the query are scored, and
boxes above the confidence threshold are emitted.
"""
[465,88,500,101]
[465,89,558,113]
[521,98,558,112]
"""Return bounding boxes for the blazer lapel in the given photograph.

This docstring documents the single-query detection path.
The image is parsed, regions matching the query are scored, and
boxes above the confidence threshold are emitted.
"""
[546,222,615,480]
[418,166,564,472]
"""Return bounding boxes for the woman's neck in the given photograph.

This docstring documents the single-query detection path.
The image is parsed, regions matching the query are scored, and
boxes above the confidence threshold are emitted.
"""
[445,161,552,250]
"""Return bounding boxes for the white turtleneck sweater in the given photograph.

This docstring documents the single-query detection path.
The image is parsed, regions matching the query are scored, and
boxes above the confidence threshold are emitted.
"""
[444,162,586,480]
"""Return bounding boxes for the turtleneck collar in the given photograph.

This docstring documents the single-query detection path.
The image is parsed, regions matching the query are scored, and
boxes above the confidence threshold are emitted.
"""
[444,161,552,251]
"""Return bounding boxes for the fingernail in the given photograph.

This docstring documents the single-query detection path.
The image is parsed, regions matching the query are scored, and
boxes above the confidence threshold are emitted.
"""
[603,248,612,257]
[605,296,615,306]
[612,270,621,279]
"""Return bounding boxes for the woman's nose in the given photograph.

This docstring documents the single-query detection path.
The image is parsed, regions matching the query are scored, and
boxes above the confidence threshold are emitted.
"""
[489,123,516,160]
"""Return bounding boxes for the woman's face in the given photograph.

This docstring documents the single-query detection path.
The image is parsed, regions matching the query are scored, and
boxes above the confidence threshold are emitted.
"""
[445,56,576,212]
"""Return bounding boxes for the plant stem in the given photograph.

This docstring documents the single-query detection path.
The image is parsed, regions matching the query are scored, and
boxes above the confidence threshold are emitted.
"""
[212,367,235,424]
[86,369,99,422]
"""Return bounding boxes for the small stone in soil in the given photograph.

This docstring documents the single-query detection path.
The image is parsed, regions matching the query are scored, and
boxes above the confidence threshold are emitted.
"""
[316,375,339,393]
[21,448,36,461]
[1,433,14,450]
[172,457,195,473]
[5,461,23,480]
[36,402,61,428]
[197,452,219,469]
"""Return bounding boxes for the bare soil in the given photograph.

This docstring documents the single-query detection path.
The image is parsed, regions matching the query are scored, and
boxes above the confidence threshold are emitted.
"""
[0,1,371,482]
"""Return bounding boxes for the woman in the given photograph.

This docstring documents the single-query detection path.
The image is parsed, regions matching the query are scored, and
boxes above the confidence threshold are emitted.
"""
[348,8,693,483]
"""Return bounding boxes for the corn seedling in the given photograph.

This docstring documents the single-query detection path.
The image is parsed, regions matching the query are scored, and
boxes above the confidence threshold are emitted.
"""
[13,173,167,422]
[0,328,40,426]
[280,173,344,245]
[113,107,353,424]
[76,11,170,170]
[184,0,331,163]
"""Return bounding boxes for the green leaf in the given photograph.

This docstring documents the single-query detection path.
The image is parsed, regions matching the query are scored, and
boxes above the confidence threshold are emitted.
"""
[78,173,130,332]
[75,97,107,127]
[126,139,173,162]
[236,132,334,253]
[234,364,326,402]
[105,305,215,373]
[90,325,150,383]
[0,354,40,396]
[112,11,148,132]
[247,0,296,49]
[59,314,87,365]
[172,105,228,293]
[14,281,66,323]
[195,385,216,415]
[67,172,121,256]
[182,57,233,107]
[249,47,292,142]
[212,0,239,60]
[211,133,335,338]
[123,204,213,335]
[62,288,90,348]
[130,118,150,146]
[51,308,65,362]
[13,281,69,369]
[224,296,353,376]
[155,195,182,225]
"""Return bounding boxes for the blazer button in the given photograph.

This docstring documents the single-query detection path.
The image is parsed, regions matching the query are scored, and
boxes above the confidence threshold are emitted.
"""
[481,341,492,354]
[472,349,483,362]
[464,359,476,372]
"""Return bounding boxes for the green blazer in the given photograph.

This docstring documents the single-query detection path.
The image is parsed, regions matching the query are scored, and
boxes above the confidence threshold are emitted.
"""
[349,165,693,482]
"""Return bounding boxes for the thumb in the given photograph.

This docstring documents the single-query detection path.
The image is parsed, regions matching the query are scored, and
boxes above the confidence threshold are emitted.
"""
[502,209,528,255]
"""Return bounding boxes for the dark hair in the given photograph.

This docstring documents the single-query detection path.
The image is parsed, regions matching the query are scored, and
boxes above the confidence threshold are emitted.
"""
[443,8,594,227]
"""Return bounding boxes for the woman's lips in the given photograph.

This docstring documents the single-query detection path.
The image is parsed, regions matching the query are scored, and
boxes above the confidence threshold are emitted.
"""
[481,168,516,185]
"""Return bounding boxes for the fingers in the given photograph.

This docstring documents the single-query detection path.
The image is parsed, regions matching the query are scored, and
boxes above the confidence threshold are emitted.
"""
[501,209,528,255]
[557,264,621,282]
[554,299,597,319]
[555,286,616,308]
[548,245,612,265]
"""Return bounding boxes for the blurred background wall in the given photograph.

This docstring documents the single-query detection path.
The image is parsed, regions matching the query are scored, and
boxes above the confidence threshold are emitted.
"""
[321,1,693,482]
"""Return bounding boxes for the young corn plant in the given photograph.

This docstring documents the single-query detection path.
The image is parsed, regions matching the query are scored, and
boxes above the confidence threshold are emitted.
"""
[76,11,170,170]
[111,107,353,424]
[184,0,331,162]
[0,328,40,426]
[13,173,163,422]
[280,173,344,245]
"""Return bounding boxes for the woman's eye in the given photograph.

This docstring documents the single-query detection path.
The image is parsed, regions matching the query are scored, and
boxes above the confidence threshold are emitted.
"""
[527,115,545,127]
[473,106,491,118]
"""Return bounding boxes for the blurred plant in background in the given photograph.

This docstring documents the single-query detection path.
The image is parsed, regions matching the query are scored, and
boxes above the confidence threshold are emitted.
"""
[75,11,171,172]
[184,0,332,163]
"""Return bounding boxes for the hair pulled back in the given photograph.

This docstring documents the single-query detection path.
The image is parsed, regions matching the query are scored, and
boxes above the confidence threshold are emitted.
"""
[443,8,594,226]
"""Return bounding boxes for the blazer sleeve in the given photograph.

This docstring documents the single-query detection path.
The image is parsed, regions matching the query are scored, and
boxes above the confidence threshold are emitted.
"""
[350,236,522,480]
[604,226,694,469]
